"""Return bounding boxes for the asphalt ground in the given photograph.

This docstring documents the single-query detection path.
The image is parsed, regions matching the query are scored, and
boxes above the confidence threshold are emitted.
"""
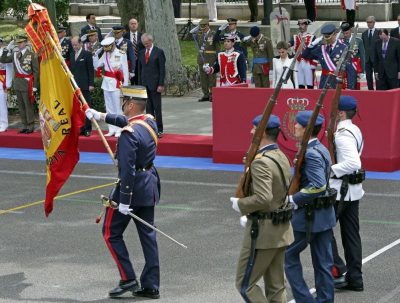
[0,155,399,303]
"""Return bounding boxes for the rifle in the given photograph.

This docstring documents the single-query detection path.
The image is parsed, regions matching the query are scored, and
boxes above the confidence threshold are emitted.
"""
[327,24,359,165]
[235,37,306,198]
[288,42,352,195]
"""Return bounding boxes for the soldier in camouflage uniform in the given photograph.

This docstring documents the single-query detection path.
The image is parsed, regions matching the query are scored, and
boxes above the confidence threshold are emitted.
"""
[243,26,273,88]
[190,19,219,102]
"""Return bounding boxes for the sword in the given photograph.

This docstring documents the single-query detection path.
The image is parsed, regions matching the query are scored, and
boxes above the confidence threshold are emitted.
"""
[100,195,188,249]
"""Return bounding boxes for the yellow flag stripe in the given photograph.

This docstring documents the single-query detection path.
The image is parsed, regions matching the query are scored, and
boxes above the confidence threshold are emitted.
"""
[0,182,114,215]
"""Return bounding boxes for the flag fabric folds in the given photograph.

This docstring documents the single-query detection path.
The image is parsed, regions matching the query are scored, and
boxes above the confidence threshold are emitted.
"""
[25,3,85,216]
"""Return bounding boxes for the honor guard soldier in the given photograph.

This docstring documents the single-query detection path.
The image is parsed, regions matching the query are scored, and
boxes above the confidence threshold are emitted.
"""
[302,23,350,89]
[289,19,317,89]
[112,25,135,80]
[231,115,294,303]
[285,111,336,303]
[341,22,365,90]
[0,37,13,132]
[85,86,161,300]
[330,96,365,292]
[190,19,219,102]
[203,34,246,86]
[95,36,129,137]
[0,34,39,134]
[216,18,247,60]
[242,26,273,88]
[57,26,72,67]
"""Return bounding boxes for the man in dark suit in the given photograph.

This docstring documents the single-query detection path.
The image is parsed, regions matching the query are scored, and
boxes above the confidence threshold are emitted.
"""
[80,14,103,42]
[113,25,135,78]
[390,14,400,39]
[70,36,95,136]
[373,29,400,90]
[123,18,144,84]
[361,16,380,90]
[138,33,166,137]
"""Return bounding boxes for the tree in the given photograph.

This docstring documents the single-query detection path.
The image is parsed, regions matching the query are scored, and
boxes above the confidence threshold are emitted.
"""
[116,0,188,95]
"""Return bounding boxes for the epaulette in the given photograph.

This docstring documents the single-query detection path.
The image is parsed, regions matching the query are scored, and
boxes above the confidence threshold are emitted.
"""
[121,125,134,133]
[336,127,346,133]
[255,153,263,160]
[118,49,126,55]
[144,114,155,120]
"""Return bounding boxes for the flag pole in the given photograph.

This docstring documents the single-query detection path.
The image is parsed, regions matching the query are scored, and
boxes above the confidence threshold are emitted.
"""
[45,32,117,166]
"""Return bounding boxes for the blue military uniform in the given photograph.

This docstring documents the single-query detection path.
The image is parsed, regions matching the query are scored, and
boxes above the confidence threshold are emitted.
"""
[302,24,351,89]
[102,88,160,295]
[216,18,248,59]
[285,111,336,303]
[113,25,136,75]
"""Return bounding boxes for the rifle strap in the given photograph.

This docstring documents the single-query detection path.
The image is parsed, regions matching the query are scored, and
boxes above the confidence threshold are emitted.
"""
[128,119,158,146]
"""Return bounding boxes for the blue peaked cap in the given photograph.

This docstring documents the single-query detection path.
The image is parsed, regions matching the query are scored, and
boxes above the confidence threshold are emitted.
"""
[252,114,281,129]
[339,95,357,111]
[295,111,324,127]
[250,26,260,37]
[321,23,336,35]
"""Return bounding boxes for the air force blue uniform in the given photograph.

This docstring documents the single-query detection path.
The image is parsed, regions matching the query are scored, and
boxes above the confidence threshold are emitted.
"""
[102,113,160,290]
[285,138,336,303]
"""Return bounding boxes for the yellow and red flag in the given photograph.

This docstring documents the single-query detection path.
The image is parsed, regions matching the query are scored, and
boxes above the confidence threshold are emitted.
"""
[25,3,85,216]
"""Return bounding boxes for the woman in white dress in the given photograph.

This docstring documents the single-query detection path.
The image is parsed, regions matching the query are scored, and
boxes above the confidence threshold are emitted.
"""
[272,41,298,89]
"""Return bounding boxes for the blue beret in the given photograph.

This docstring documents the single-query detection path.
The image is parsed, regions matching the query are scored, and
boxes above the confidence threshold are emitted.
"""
[250,26,260,37]
[339,95,357,111]
[295,111,324,127]
[321,23,336,35]
[252,114,281,129]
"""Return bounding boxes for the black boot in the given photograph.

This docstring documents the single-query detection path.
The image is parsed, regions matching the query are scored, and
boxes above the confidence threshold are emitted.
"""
[109,279,139,298]
[134,288,160,299]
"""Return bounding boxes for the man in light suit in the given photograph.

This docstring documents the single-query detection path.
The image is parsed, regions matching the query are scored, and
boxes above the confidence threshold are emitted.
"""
[285,111,336,303]
[231,114,294,303]
[138,33,166,137]
[80,13,103,42]
[373,29,400,90]
[70,36,94,137]
[123,18,144,85]
[361,16,380,90]
[389,14,400,39]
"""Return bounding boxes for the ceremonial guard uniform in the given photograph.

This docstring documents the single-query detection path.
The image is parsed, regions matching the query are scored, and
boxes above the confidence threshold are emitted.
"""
[302,24,350,89]
[0,38,13,132]
[233,115,294,303]
[113,26,135,78]
[285,111,336,303]
[95,37,129,137]
[85,86,161,300]
[57,26,72,67]
[242,26,273,88]
[205,34,246,86]
[0,34,39,133]
[340,23,365,90]
[216,18,247,60]
[330,96,365,292]
[289,19,317,89]
[191,19,219,102]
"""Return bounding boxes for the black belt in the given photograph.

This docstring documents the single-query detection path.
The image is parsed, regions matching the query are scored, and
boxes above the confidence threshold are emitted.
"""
[247,212,273,220]
[331,169,365,184]
[135,163,154,172]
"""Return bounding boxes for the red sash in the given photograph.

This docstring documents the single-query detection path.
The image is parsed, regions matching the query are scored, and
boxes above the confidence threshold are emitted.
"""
[0,70,6,90]
[15,72,35,103]
[104,70,124,88]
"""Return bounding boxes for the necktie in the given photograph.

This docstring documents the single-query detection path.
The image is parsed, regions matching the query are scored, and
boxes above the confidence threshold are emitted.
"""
[132,32,137,57]
[382,41,387,59]
[368,30,372,40]
[145,49,150,64]
[75,50,79,61]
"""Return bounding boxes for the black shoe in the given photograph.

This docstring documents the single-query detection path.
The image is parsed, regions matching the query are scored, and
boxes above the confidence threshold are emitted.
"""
[335,278,364,292]
[334,276,347,288]
[198,96,209,102]
[25,129,34,134]
[84,131,91,137]
[134,288,160,299]
[18,129,28,134]
[109,279,139,298]
[157,132,163,138]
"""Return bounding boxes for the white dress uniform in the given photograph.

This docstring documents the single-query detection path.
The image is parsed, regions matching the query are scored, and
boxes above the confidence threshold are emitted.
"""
[272,57,298,89]
[292,32,316,87]
[96,47,129,136]
[0,47,13,132]
[330,119,364,201]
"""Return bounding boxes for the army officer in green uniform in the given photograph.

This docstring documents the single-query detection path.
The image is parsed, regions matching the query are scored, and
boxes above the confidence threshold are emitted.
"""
[190,19,219,102]
[0,34,39,133]
[243,26,274,88]
[230,115,294,303]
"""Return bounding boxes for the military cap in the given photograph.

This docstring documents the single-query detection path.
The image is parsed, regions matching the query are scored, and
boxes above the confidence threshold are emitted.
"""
[227,17,238,23]
[199,19,209,26]
[112,25,125,33]
[297,19,311,25]
[16,34,28,43]
[295,111,324,127]
[223,33,236,41]
[121,85,148,100]
[57,26,67,33]
[321,23,337,35]
[338,95,357,111]
[250,26,260,37]
[340,22,352,32]
[101,37,115,46]
[86,29,98,36]
[252,114,281,129]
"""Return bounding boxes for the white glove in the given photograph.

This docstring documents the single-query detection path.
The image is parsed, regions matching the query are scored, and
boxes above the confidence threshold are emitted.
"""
[287,195,298,210]
[6,40,15,52]
[85,108,101,121]
[219,23,228,31]
[118,203,132,215]
[80,34,87,42]
[190,25,200,34]
[129,72,135,78]
[32,87,37,92]
[359,73,366,81]
[203,64,211,74]
[243,35,251,42]
[94,47,103,57]
[309,36,323,48]
[230,197,241,213]
[240,215,248,228]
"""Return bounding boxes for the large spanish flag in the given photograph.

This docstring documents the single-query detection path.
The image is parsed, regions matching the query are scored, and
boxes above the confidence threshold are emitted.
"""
[25,3,85,216]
